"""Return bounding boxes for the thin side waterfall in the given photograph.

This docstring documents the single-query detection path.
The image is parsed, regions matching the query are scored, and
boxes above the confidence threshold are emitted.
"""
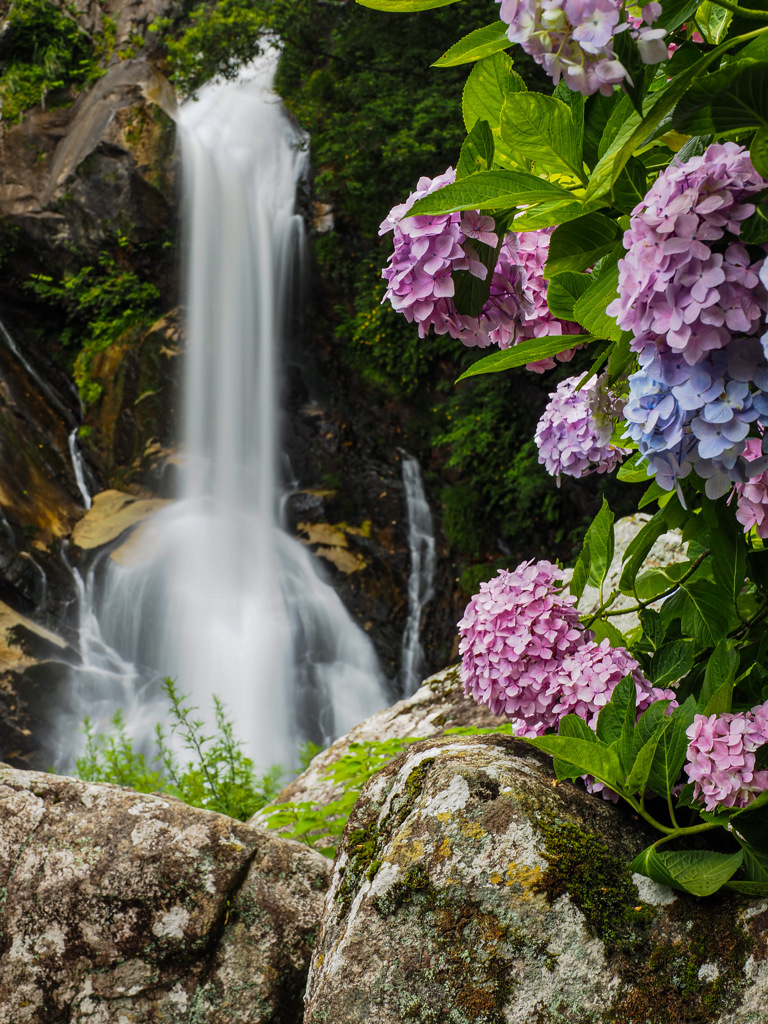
[400,453,436,695]
[54,53,385,771]
[68,429,93,510]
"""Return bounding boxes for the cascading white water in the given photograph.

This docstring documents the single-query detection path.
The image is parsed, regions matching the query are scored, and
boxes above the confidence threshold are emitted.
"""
[400,453,436,695]
[68,429,92,510]
[55,52,385,771]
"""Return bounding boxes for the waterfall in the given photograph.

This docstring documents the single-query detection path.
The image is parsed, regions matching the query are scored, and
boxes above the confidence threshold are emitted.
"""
[68,429,93,509]
[399,453,436,695]
[55,52,385,771]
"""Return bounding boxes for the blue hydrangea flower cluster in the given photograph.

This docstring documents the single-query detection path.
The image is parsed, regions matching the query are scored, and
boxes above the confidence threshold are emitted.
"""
[608,143,768,497]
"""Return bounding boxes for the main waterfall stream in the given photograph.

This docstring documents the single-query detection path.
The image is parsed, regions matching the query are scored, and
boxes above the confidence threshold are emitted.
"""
[56,55,385,771]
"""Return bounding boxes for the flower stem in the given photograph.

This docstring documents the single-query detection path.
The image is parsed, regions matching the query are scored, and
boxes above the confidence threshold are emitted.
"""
[600,549,711,618]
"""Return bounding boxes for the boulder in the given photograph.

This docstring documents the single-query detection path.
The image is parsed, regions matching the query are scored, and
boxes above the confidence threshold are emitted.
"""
[305,733,768,1024]
[0,767,331,1023]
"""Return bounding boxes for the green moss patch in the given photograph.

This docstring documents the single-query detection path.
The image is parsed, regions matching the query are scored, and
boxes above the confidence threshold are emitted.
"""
[534,819,754,1023]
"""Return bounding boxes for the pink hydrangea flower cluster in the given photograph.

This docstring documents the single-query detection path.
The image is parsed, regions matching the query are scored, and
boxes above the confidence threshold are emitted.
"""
[534,375,630,480]
[379,168,483,340]
[458,561,673,741]
[458,560,582,736]
[684,702,768,811]
[380,174,579,356]
[733,437,768,538]
[553,638,671,728]
[607,143,766,367]
[496,0,666,96]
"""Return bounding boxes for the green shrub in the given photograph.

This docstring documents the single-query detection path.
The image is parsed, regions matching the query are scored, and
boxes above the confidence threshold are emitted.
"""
[75,678,284,821]
[0,0,109,123]
[157,0,267,96]
[26,237,161,407]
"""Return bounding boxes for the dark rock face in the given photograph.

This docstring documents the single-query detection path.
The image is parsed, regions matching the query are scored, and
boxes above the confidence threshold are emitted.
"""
[0,767,330,1023]
[282,373,457,690]
[305,734,768,1024]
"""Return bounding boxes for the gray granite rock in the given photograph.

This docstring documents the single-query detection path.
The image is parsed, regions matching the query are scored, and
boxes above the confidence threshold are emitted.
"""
[0,767,330,1023]
[304,734,768,1024]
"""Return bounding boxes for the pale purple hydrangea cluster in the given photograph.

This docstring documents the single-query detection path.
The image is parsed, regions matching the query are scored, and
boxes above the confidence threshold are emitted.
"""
[459,561,674,741]
[496,0,667,96]
[379,172,580,360]
[535,375,630,480]
[684,702,768,811]
[607,143,768,499]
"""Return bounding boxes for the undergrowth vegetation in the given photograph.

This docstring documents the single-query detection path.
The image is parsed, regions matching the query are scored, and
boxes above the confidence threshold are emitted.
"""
[75,678,286,821]
[74,679,512,853]
[0,0,118,123]
[26,234,162,407]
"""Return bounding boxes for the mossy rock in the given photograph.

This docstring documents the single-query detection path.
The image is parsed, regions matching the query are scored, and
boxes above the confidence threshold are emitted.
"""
[305,734,768,1024]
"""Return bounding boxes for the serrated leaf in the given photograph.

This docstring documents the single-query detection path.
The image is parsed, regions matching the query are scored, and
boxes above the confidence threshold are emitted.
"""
[587,42,738,203]
[640,608,666,650]
[456,334,593,381]
[582,91,620,169]
[639,478,668,509]
[619,510,669,595]
[511,199,590,231]
[583,497,615,590]
[588,616,628,648]
[751,125,768,179]
[657,0,700,31]
[462,52,527,169]
[671,579,734,646]
[617,452,653,484]
[636,700,674,750]
[673,60,768,135]
[500,92,584,181]
[596,675,636,758]
[553,79,585,154]
[646,696,697,799]
[613,30,646,116]
[707,500,748,603]
[453,232,502,316]
[525,734,623,789]
[572,246,622,341]
[546,272,591,320]
[457,119,495,179]
[626,729,666,794]
[650,639,695,688]
[612,157,647,215]
[560,714,599,741]
[696,0,733,44]
[724,879,768,895]
[408,169,573,217]
[433,21,510,66]
[700,639,738,715]
[571,541,591,601]
[606,332,633,384]
[631,846,743,896]
[546,212,621,277]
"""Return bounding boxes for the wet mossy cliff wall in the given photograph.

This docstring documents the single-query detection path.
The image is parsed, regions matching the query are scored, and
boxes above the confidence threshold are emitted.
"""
[0,0,634,768]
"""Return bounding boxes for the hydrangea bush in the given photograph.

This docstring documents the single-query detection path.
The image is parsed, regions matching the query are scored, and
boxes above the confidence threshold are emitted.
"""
[364,0,768,897]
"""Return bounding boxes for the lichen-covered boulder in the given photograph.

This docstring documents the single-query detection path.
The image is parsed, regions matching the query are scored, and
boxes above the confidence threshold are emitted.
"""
[0,767,330,1023]
[305,734,768,1024]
